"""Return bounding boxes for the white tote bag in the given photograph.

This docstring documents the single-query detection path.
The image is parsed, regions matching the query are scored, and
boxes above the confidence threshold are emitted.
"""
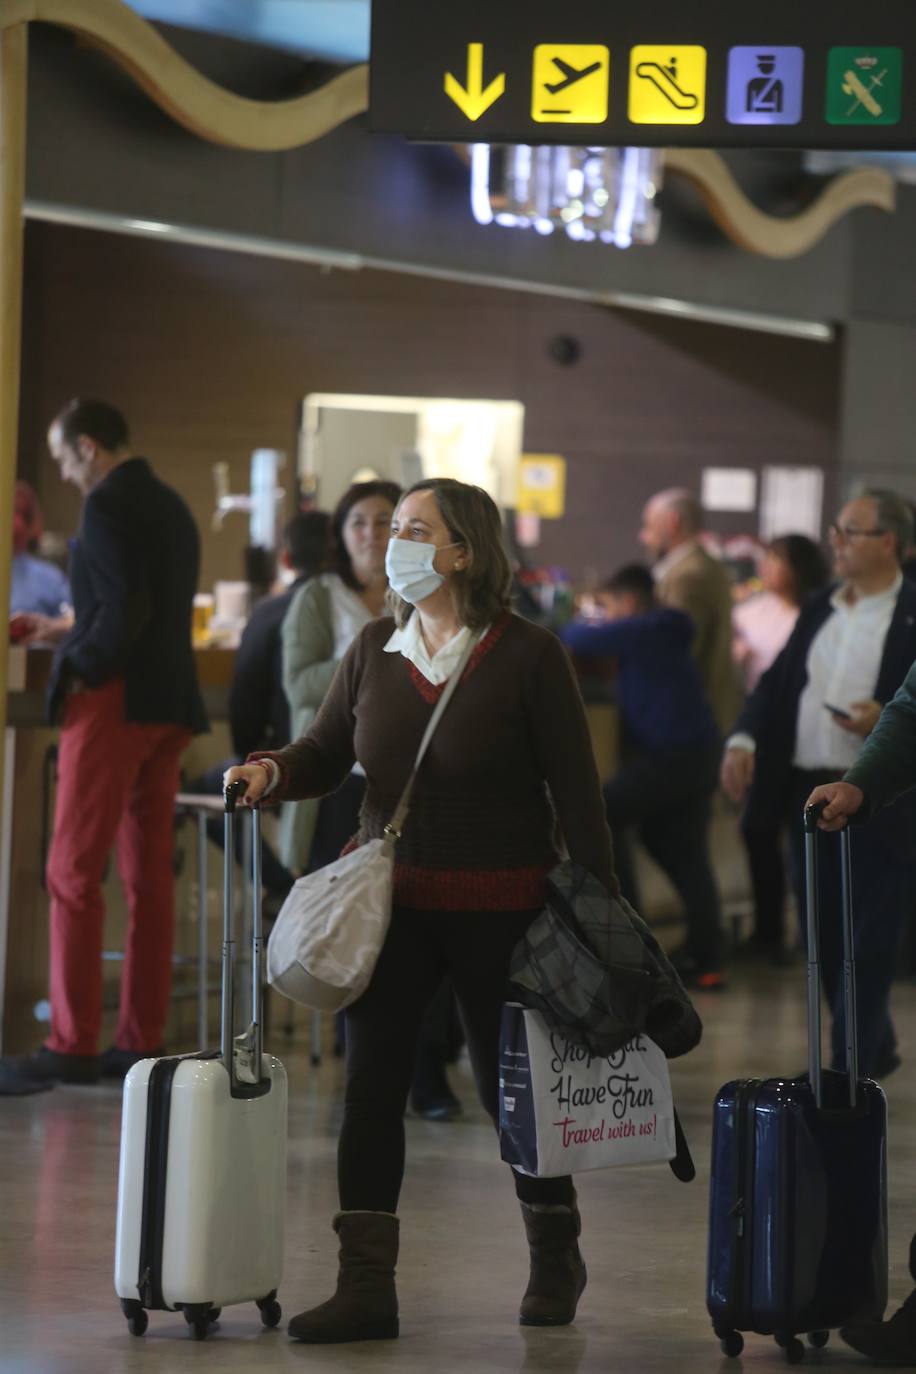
[498,1004,677,1177]
[266,634,476,1011]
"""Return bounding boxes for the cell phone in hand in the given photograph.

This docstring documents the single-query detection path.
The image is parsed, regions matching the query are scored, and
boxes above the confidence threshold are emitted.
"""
[824,703,852,721]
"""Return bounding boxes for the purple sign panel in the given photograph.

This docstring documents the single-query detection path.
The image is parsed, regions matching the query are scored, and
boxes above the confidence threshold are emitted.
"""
[726,46,805,125]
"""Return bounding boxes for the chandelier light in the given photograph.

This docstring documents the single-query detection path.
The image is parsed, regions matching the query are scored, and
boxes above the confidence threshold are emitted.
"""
[471,144,664,248]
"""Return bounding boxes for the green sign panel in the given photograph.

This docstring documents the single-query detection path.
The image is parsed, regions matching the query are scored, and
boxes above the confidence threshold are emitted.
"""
[370,0,916,149]
[826,48,903,126]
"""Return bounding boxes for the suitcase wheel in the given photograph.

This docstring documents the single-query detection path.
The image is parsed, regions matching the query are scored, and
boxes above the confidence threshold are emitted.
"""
[807,1331,829,1350]
[719,1331,744,1358]
[120,1298,148,1338]
[257,1290,282,1329]
[183,1303,213,1340]
[776,1335,805,1364]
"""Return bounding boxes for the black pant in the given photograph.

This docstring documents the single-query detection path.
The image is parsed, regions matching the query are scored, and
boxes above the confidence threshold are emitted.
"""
[788,771,913,1076]
[740,820,787,946]
[603,744,723,969]
[339,906,574,1212]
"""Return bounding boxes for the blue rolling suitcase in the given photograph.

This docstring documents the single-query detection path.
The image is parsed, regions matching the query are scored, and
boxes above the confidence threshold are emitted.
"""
[707,802,888,1363]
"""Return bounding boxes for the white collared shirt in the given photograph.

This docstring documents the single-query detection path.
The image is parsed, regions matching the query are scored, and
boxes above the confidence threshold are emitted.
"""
[384,614,484,685]
[792,574,902,770]
[652,539,700,585]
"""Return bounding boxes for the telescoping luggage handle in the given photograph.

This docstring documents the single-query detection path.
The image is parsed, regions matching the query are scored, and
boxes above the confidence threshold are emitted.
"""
[803,800,858,1111]
[223,780,264,1091]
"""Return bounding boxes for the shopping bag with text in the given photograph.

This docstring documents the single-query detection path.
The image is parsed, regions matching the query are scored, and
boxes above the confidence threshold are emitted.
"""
[498,1003,676,1177]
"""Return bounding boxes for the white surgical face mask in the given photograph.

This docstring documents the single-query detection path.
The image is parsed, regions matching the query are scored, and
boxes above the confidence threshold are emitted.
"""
[385,537,460,605]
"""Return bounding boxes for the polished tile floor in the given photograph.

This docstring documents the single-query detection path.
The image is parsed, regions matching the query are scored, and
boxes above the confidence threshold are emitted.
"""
[2,963,914,1374]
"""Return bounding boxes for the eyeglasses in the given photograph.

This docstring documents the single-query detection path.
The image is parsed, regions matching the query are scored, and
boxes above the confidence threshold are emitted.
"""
[829,523,888,541]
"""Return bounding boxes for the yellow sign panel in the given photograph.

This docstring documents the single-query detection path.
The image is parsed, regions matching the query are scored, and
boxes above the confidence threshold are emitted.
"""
[444,43,506,122]
[628,45,707,124]
[532,45,610,123]
[517,454,567,518]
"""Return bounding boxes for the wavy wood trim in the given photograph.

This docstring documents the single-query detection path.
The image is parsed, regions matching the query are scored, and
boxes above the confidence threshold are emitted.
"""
[1,0,369,150]
[665,148,896,259]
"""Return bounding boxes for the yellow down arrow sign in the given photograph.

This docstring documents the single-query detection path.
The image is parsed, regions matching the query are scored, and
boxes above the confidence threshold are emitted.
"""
[444,43,506,121]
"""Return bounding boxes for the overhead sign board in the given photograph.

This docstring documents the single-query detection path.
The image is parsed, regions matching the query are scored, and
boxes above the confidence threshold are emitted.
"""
[369,0,916,150]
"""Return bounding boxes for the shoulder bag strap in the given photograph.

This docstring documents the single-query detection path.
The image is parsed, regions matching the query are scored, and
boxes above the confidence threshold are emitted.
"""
[383,629,479,849]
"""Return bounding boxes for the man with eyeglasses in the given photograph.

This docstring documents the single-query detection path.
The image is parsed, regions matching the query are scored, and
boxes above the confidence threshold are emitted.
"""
[721,490,916,1081]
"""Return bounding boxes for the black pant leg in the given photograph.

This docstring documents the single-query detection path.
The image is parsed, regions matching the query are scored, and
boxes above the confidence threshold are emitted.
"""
[740,820,786,945]
[834,826,911,1075]
[788,773,910,1077]
[605,745,723,968]
[338,909,444,1212]
[640,797,723,969]
[443,910,575,1206]
[188,762,294,896]
[609,826,642,910]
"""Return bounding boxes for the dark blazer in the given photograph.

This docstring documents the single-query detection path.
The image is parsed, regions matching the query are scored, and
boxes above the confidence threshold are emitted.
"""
[48,457,208,734]
[734,578,916,850]
[229,576,306,759]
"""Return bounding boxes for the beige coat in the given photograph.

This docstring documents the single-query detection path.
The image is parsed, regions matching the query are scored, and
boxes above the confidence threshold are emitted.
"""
[656,544,740,735]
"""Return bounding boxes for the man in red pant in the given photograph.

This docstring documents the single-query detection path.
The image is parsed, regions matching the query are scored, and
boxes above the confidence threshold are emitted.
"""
[0,400,207,1094]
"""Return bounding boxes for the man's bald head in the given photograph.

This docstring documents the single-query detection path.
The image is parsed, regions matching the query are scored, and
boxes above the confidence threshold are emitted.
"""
[640,487,703,560]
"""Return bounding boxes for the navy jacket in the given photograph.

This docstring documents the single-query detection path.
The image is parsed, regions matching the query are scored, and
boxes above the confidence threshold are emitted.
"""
[229,576,306,759]
[561,608,719,755]
[734,579,916,848]
[48,457,208,734]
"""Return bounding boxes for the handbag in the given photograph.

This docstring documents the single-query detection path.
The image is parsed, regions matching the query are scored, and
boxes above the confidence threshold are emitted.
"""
[266,632,477,1011]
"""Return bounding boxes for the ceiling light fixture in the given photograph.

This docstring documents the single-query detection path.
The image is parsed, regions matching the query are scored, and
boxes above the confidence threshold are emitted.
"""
[470,144,663,248]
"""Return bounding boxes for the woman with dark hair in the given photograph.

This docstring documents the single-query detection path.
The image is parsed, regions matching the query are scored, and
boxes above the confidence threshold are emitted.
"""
[732,533,830,961]
[226,478,615,1345]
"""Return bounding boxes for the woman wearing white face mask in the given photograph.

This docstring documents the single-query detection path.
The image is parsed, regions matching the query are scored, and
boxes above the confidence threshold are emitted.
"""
[225,479,616,1345]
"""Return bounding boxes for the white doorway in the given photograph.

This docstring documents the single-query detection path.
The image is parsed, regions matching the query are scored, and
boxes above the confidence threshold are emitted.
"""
[298,393,525,510]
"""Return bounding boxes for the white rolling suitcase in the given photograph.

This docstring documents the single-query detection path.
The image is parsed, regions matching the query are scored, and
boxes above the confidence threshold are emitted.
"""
[114,783,288,1340]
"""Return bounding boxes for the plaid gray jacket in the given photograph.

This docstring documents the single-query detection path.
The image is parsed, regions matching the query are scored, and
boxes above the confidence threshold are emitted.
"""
[509,861,703,1059]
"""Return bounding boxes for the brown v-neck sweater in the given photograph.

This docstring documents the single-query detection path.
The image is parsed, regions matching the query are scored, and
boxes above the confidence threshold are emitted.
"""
[261,611,616,911]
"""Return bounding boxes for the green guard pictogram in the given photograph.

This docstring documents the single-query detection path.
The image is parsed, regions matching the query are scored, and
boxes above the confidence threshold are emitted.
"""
[826,47,903,125]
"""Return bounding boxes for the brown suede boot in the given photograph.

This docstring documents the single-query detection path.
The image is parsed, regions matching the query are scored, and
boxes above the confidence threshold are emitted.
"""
[519,1196,587,1326]
[287,1211,399,1343]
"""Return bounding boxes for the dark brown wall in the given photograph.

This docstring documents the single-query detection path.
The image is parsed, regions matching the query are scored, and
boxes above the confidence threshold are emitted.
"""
[19,222,840,589]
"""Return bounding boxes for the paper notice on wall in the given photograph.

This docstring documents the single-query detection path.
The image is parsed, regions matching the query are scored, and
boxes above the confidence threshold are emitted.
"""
[759,467,824,541]
[701,467,758,512]
[514,511,542,548]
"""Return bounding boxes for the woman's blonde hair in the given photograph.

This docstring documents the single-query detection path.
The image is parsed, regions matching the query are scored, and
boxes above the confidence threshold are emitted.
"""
[387,478,513,631]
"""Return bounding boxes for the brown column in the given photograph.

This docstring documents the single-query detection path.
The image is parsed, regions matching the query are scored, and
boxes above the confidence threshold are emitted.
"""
[0,23,28,764]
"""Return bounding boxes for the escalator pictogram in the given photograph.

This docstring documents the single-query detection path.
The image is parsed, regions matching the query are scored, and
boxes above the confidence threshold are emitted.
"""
[635,60,699,110]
